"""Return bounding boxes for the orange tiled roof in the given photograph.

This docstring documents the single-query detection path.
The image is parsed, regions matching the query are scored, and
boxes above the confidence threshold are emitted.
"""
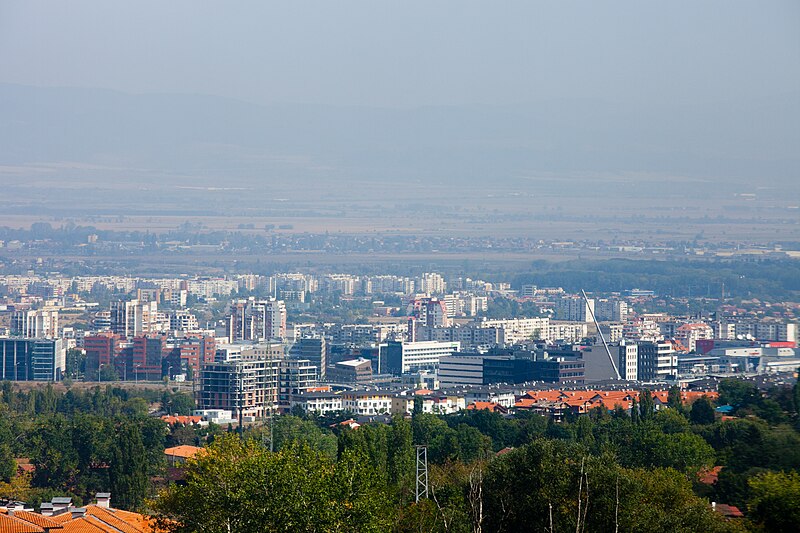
[466,402,506,412]
[59,518,109,532]
[522,390,566,402]
[594,398,633,411]
[51,506,156,533]
[713,504,744,518]
[0,513,45,533]
[163,445,203,460]
[331,419,360,430]
[160,415,202,426]
[48,514,74,525]
[82,507,145,533]
[698,466,723,485]
[3,511,62,531]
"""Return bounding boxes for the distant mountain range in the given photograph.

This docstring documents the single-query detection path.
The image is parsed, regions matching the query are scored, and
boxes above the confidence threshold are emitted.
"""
[1,83,798,196]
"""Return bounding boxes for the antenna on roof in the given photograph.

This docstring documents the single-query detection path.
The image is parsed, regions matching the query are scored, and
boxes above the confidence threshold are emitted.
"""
[581,289,621,380]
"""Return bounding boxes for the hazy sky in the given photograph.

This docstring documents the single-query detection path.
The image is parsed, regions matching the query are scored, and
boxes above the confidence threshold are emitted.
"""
[1,0,798,107]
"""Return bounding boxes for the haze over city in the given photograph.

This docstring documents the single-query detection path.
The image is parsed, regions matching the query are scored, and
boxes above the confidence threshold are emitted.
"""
[1,2,800,533]
[1,1,798,239]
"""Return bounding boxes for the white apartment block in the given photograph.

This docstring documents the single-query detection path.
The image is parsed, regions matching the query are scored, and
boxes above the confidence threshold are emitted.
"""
[341,391,394,415]
[557,296,595,322]
[11,309,60,339]
[547,322,589,343]
[478,317,551,344]
[416,273,446,295]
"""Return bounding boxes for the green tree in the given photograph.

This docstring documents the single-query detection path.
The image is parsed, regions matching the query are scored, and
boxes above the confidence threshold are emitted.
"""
[668,385,684,413]
[161,391,195,416]
[718,379,760,411]
[64,348,85,380]
[109,422,148,510]
[690,396,716,425]
[638,389,655,422]
[0,443,15,483]
[652,432,715,473]
[30,415,79,491]
[793,368,800,415]
[98,365,120,382]
[482,439,737,533]
[271,415,337,459]
[153,434,393,532]
[386,416,414,501]
[654,408,690,434]
[748,471,800,532]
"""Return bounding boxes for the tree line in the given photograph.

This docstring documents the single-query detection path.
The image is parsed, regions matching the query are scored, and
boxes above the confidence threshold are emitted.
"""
[1,378,799,531]
[154,379,800,532]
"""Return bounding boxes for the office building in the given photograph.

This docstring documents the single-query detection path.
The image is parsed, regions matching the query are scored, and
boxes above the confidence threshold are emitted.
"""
[438,352,538,387]
[289,336,327,379]
[379,340,460,375]
[637,341,678,381]
[327,358,373,384]
[581,342,638,382]
[84,333,124,377]
[0,338,65,381]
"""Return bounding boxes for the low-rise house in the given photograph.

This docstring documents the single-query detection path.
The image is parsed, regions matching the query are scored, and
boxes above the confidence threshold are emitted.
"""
[164,445,204,466]
[466,401,508,414]
[1,493,159,532]
[341,391,393,415]
[291,391,344,415]
[161,415,205,427]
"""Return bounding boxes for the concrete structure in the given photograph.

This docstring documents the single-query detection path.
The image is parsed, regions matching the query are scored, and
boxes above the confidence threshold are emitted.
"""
[197,357,282,420]
[557,296,595,322]
[581,342,638,382]
[169,310,199,333]
[379,340,460,375]
[675,323,714,352]
[598,323,624,343]
[416,272,446,294]
[637,341,678,381]
[227,298,288,342]
[110,299,161,337]
[291,391,344,415]
[11,309,59,339]
[595,299,629,322]
[341,391,394,415]
[193,409,236,424]
[477,317,551,344]
[278,358,318,411]
[408,297,450,327]
[289,336,327,378]
[327,358,373,384]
